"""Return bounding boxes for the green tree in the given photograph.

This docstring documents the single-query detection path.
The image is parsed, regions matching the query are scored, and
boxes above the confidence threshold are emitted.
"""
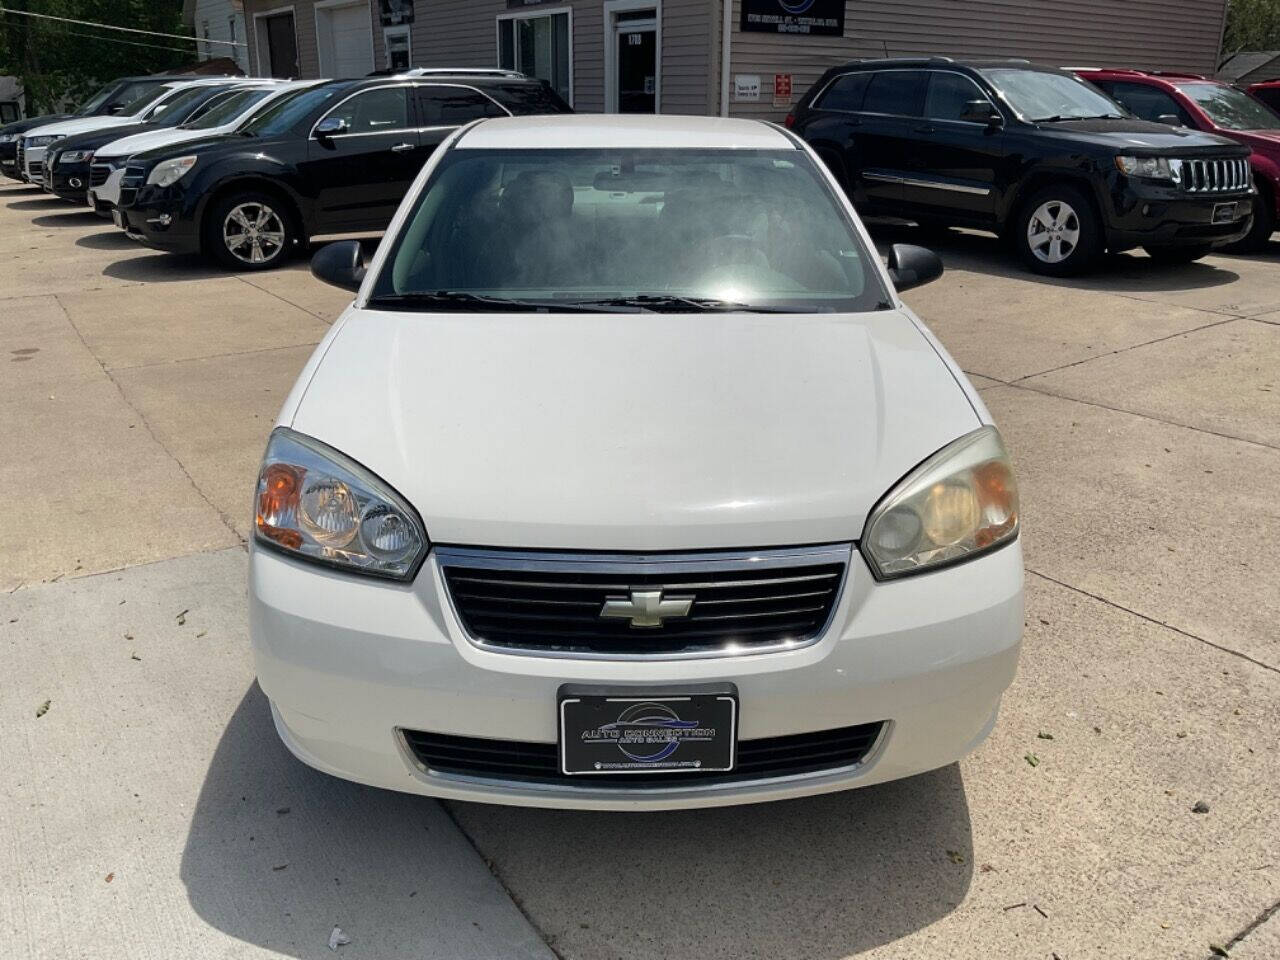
[1223,0,1280,61]
[0,1,191,114]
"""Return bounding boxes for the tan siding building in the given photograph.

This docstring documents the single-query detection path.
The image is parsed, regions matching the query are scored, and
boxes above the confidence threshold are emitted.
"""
[241,0,1228,120]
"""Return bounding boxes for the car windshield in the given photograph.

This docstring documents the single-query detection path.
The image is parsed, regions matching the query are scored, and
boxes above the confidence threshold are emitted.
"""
[75,82,118,116]
[124,85,178,119]
[241,85,349,136]
[1177,83,1280,130]
[148,86,229,126]
[372,147,888,313]
[981,68,1126,121]
[182,87,277,129]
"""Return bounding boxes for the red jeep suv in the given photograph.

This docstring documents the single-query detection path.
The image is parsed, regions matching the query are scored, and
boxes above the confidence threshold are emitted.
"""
[1077,69,1280,250]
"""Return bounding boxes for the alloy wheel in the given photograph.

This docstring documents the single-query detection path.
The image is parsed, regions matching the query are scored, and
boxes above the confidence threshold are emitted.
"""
[1026,200,1081,265]
[222,202,286,265]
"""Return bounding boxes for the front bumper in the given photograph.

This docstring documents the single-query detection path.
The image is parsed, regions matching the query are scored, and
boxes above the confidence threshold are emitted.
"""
[88,166,125,212]
[250,539,1024,810]
[21,144,47,184]
[118,194,199,253]
[49,161,91,203]
[1104,175,1254,250]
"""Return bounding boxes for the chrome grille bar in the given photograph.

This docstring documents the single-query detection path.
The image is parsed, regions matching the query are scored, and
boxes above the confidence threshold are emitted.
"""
[1179,157,1249,193]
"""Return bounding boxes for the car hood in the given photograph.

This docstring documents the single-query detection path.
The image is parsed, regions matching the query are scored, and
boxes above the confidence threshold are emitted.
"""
[1228,128,1280,156]
[96,125,223,158]
[1034,117,1249,155]
[53,123,155,153]
[27,115,143,139]
[2,114,73,136]
[289,308,981,551]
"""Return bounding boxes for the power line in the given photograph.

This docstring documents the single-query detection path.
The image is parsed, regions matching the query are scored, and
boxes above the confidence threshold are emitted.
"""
[0,5,246,47]
[52,27,224,57]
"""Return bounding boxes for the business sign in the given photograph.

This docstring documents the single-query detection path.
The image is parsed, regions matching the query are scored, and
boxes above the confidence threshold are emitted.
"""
[740,0,845,37]
[773,73,793,106]
[734,74,761,102]
[379,0,414,25]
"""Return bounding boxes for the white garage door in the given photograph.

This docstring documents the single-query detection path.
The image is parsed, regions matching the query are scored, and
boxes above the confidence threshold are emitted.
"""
[318,2,374,78]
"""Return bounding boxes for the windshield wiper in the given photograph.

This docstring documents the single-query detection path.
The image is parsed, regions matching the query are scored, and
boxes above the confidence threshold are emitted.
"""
[366,291,616,312]
[1032,113,1126,122]
[564,294,796,313]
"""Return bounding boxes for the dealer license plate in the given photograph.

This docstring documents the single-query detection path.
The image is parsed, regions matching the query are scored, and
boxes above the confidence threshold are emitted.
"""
[558,685,737,775]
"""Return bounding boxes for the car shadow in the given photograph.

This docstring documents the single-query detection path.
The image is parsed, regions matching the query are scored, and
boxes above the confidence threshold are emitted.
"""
[32,210,102,228]
[869,220,1241,293]
[183,686,972,960]
[75,229,136,250]
[102,253,226,283]
[447,763,972,959]
[6,196,70,211]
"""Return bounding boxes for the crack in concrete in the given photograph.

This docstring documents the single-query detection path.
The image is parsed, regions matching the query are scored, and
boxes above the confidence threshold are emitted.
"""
[1203,896,1280,959]
[236,274,338,324]
[51,292,246,546]
[1028,569,1279,675]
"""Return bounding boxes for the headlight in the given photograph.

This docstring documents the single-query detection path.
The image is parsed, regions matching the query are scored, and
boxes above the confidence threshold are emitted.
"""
[254,428,428,580]
[0,133,15,143]
[59,149,94,165]
[146,155,197,187]
[861,426,1019,579]
[1115,155,1175,180]
[26,134,63,148]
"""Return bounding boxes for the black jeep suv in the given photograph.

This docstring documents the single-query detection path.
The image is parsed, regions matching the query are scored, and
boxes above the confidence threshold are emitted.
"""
[788,59,1254,275]
[116,73,570,270]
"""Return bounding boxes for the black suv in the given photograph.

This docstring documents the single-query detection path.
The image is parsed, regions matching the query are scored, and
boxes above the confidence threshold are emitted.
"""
[1,75,181,182]
[116,73,570,270]
[788,59,1254,275]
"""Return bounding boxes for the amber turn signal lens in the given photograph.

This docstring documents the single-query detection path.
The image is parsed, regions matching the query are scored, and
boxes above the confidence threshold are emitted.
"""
[257,462,303,549]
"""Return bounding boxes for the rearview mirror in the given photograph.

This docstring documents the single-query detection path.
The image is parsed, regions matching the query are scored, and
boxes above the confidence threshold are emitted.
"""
[314,116,349,139]
[311,239,366,292]
[886,243,943,292]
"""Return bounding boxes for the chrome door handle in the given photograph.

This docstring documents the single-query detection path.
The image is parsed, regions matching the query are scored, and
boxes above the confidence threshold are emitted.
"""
[391,142,414,153]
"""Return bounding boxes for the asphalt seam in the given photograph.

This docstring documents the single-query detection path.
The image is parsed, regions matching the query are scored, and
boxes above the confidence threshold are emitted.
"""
[1027,569,1280,675]
[1204,896,1280,959]
[438,802,567,960]
[51,292,247,546]
[235,273,336,323]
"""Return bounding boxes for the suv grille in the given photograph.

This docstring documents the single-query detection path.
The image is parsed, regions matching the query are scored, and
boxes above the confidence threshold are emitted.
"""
[89,163,110,187]
[402,721,885,788]
[438,544,850,657]
[1178,157,1249,192]
[118,164,146,208]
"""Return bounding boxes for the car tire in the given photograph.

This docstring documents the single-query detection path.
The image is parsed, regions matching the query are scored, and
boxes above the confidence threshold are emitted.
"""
[1222,188,1275,253]
[1014,184,1102,277]
[1143,244,1212,264]
[204,189,298,271]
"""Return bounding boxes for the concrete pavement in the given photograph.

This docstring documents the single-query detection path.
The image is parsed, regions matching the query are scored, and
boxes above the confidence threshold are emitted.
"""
[2,183,1278,960]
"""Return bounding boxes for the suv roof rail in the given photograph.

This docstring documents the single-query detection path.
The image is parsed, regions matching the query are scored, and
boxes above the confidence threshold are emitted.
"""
[400,67,528,79]
[1149,70,1207,80]
[926,56,954,64]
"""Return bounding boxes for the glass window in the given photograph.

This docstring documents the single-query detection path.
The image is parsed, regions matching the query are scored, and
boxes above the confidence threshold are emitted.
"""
[862,71,927,117]
[981,68,1125,121]
[372,148,888,313]
[417,86,506,125]
[243,84,350,136]
[323,86,409,133]
[1176,83,1280,131]
[1252,86,1280,113]
[816,72,869,112]
[1095,81,1187,125]
[145,86,230,126]
[490,82,572,116]
[75,82,119,116]
[123,85,180,118]
[925,72,991,122]
[497,12,571,106]
[182,87,276,129]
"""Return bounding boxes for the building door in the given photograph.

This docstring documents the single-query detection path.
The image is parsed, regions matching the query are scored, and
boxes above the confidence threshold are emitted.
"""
[606,4,658,113]
[262,12,299,79]
[317,1,374,78]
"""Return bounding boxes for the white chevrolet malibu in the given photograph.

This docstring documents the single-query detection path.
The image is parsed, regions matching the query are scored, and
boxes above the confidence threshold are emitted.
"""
[250,115,1023,810]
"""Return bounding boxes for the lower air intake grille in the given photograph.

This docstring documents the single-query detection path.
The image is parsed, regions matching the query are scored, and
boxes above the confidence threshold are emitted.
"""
[438,544,850,657]
[402,722,885,788]
[89,163,110,187]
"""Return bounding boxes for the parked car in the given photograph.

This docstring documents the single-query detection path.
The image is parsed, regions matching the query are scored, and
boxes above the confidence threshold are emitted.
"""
[84,81,301,215]
[0,74,179,181]
[1077,69,1280,251]
[787,58,1253,275]
[249,113,1022,810]
[17,78,236,185]
[116,73,571,270]
[1248,80,1280,114]
[45,80,276,204]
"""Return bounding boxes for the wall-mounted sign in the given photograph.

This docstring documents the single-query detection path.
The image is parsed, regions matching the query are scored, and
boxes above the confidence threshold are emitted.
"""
[734,74,761,101]
[506,0,556,7]
[740,0,845,37]
[379,0,414,26]
[773,73,793,107]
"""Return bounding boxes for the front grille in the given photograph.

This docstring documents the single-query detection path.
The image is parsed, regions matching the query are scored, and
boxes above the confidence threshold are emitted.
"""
[118,164,145,208]
[1177,157,1250,192]
[90,163,110,187]
[29,160,43,179]
[439,545,850,657]
[403,721,885,788]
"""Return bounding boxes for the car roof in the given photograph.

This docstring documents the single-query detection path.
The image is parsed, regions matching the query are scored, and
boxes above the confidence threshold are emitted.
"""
[455,114,795,151]
[828,57,1059,73]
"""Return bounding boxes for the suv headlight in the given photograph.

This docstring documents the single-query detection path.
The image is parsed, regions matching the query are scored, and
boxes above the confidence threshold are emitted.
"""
[1115,155,1175,180]
[254,428,428,580]
[146,155,197,187]
[59,149,94,165]
[861,426,1019,579]
[0,133,16,143]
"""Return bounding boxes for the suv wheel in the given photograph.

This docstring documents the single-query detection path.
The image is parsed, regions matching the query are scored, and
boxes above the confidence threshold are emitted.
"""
[1015,185,1101,276]
[205,190,296,271]
[1143,244,1211,264]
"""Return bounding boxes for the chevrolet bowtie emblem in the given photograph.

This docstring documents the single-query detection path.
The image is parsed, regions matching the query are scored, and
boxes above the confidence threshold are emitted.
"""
[600,589,694,628]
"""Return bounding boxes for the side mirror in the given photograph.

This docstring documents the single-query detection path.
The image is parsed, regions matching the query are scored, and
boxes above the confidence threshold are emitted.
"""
[887,243,943,292]
[311,239,366,292]
[314,116,349,139]
[1156,113,1183,127]
[960,99,1003,128]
